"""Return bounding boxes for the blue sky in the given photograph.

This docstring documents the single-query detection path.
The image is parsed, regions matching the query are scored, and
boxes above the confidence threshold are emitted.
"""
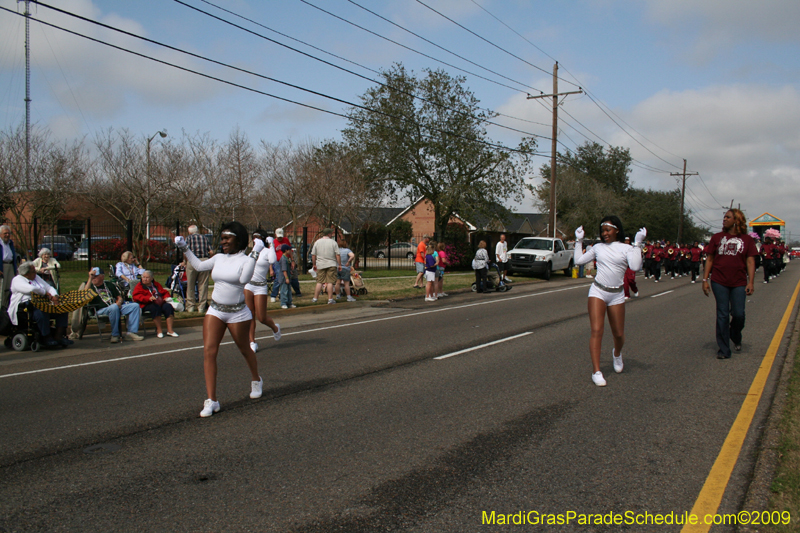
[1,0,799,239]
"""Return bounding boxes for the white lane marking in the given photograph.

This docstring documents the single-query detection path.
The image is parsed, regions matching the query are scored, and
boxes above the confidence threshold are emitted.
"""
[434,332,533,360]
[0,283,590,379]
[650,290,674,298]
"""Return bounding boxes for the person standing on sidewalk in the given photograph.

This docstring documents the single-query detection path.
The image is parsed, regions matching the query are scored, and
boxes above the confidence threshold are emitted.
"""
[335,243,357,302]
[185,225,212,313]
[269,228,291,303]
[412,235,431,289]
[311,228,341,304]
[702,209,757,359]
[0,225,18,309]
[495,234,510,283]
[278,245,295,309]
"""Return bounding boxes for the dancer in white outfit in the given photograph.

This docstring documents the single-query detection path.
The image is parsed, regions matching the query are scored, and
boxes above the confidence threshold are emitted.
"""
[573,216,646,387]
[176,221,265,417]
[244,228,281,353]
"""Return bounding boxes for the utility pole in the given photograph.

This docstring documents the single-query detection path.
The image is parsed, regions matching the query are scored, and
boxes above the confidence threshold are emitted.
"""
[20,0,31,185]
[670,159,698,243]
[527,62,582,238]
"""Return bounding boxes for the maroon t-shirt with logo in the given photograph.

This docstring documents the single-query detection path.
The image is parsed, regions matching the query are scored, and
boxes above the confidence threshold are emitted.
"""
[704,232,758,287]
[690,246,702,262]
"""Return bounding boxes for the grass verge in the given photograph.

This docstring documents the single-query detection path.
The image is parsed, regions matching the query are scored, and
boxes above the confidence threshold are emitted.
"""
[763,343,800,532]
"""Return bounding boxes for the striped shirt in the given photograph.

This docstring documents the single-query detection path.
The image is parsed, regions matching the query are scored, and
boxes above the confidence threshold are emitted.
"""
[187,233,211,258]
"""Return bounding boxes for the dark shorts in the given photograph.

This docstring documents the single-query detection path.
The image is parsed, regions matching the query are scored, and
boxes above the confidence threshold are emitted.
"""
[497,262,508,272]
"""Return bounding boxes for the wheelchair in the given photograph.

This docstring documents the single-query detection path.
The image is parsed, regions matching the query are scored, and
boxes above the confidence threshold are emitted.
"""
[2,301,59,352]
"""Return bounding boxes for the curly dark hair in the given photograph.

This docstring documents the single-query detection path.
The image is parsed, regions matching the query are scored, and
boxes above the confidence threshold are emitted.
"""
[599,215,626,243]
[220,221,249,253]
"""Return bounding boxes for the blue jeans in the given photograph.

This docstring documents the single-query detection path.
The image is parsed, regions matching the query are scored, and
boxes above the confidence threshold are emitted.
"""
[96,302,141,337]
[270,262,281,298]
[33,309,68,337]
[279,276,292,307]
[710,281,746,357]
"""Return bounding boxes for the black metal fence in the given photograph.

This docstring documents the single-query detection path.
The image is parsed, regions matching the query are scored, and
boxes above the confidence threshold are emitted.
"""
[6,218,485,283]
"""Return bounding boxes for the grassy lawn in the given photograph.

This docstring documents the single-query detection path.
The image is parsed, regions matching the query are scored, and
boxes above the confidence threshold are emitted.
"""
[763,344,800,532]
[54,266,556,320]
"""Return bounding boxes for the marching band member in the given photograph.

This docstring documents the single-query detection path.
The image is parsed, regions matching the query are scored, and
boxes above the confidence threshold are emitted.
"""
[574,216,646,386]
[176,222,264,418]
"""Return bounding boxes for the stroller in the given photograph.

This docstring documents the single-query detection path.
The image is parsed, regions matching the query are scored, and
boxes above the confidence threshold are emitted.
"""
[167,264,187,302]
[472,262,512,293]
[349,270,368,296]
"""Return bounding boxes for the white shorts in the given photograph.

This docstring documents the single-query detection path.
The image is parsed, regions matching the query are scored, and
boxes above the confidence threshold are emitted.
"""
[588,284,625,307]
[425,271,436,282]
[206,305,253,324]
[244,283,269,296]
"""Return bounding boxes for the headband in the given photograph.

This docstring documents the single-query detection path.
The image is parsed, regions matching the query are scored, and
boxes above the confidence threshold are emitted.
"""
[601,222,618,229]
[221,230,236,236]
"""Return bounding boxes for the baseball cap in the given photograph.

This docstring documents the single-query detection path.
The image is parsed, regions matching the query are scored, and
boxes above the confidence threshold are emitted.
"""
[280,244,291,252]
[92,267,104,275]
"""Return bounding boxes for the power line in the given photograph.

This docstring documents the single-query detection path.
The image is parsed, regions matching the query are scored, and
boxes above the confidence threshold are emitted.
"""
[31,0,551,143]
[0,5,544,159]
[295,0,540,96]
[345,0,546,94]
[194,0,552,131]
[414,0,579,88]
[465,0,685,170]
[173,0,549,140]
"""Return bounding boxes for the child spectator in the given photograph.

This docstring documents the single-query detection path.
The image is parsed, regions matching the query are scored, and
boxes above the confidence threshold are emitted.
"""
[424,245,438,302]
[279,245,295,309]
[436,242,448,297]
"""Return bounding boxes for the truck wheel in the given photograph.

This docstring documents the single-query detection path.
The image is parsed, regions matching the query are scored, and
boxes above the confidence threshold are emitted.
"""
[542,262,551,281]
[563,260,573,276]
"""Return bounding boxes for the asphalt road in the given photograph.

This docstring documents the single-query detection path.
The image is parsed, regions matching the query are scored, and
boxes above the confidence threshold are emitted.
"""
[0,266,798,532]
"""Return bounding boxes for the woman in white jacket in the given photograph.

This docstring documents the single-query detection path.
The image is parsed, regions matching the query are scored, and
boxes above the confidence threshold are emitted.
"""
[574,216,645,387]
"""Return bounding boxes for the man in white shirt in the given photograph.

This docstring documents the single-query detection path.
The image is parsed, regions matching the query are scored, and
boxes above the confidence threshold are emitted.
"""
[495,234,511,283]
[9,261,70,347]
[311,228,341,304]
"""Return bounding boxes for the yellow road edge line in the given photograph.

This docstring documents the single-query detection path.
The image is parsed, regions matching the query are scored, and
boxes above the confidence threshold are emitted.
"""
[682,277,800,533]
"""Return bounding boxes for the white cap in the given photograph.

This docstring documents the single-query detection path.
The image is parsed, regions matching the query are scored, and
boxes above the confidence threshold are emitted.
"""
[275,228,284,237]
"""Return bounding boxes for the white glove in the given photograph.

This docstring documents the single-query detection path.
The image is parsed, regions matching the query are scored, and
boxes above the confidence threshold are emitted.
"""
[174,236,186,247]
[575,226,584,240]
[634,227,647,245]
[252,238,265,253]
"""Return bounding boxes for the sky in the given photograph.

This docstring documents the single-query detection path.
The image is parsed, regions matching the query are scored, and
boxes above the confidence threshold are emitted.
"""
[1,0,799,241]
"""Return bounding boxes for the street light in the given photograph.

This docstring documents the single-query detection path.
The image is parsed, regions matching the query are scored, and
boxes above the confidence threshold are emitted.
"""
[146,130,167,239]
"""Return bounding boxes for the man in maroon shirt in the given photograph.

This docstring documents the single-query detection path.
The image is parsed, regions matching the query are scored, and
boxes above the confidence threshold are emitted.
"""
[644,241,654,279]
[702,209,757,359]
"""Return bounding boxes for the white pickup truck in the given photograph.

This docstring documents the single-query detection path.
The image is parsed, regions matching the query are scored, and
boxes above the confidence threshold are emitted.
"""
[507,237,574,280]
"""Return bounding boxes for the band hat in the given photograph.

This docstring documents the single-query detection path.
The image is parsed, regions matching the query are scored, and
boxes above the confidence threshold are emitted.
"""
[601,222,618,229]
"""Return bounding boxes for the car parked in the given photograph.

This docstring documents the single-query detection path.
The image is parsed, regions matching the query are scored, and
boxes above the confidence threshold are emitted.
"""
[508,237,574,280]
[74,236,119,261]
[373,242,415,259]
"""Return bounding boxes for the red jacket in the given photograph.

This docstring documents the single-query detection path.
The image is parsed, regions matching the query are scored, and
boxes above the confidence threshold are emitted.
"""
[132,280,170,309]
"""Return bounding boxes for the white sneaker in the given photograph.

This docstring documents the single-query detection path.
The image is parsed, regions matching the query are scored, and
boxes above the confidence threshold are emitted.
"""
[592,371,607,386]
[273,324,281,341]
[250,377,263,399]
[166,331,179,337]
[281,304,288,309]
[347,296,357,302]
[327,299,336,304]
[438,293,448,297]
[200,399,220,417]
[126,332,144,341]
[633,291,639,297]
[270,297,276,303]
[311,298,318,303]
[250,341,258,353]
[505,277,513,282]
[625,296,630,300]
[612,348,623,373]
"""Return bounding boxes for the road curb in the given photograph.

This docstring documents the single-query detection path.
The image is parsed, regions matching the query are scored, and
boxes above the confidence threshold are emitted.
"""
[739,293,800,530]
